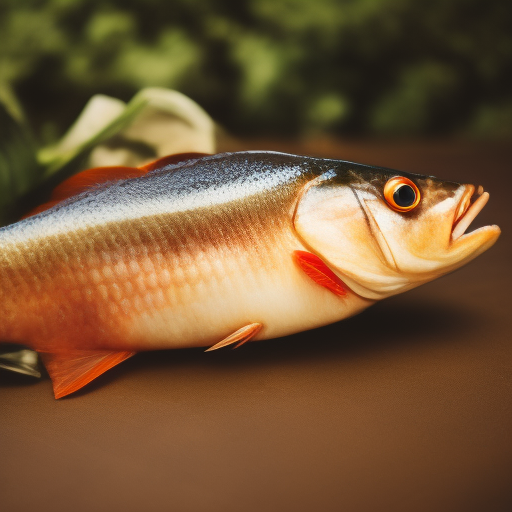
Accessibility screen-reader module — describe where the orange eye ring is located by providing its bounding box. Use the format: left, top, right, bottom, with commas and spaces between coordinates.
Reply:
384, 176, 421, 212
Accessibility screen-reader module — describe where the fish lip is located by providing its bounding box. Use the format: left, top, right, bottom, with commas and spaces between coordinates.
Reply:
451, 184, 494, 241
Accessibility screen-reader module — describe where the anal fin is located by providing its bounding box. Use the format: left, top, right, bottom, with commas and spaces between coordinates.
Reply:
205, 323, 263, 352
40, 350, 135, 399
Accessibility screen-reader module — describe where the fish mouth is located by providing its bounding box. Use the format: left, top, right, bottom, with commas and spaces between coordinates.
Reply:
451, 184, 497, 241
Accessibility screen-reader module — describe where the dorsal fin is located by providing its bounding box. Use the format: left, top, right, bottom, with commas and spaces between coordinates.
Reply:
293, 250, 348, 297
22, 199, 63, 219
40, 349, 135, 399
140, 152, 210, 172
22, 165, 148, 219
51, 165, 145, 201
22, 153, 211, 219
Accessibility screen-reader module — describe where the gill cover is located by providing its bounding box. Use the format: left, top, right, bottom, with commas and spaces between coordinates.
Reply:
293, 170, 404, 300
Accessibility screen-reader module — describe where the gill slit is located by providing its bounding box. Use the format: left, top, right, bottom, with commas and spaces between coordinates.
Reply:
349, 185, 399, 272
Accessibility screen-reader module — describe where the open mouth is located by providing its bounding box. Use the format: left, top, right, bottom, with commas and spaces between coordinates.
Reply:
452, 185, 490, 240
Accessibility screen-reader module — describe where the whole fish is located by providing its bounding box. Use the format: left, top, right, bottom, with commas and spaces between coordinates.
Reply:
0, 152, 500, 398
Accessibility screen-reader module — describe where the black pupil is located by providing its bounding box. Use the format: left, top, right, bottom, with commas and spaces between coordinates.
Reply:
393, 184, 416, 207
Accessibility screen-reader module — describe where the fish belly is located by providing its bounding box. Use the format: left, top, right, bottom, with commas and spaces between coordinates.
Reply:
125, 231, 371, 350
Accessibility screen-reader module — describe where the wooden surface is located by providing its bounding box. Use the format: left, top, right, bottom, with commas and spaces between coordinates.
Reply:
1, 140, 511, 512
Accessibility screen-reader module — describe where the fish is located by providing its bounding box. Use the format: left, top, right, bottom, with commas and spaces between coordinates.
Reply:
0, 151, 500, 398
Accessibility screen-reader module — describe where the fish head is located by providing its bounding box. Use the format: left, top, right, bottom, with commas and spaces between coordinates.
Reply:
294, 163, 501, 299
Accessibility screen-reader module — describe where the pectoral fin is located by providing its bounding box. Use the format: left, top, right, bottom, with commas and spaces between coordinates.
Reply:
40, 350, 135, 399
205, 323, 263, 352
293, 250, 347, 297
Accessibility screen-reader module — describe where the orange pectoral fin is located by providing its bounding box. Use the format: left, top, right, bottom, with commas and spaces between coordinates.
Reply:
205, 323, 263, 352
40, 350, 135, 399
293, 250, 347, 297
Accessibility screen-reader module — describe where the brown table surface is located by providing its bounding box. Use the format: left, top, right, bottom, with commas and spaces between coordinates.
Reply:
1, 140, 511, 512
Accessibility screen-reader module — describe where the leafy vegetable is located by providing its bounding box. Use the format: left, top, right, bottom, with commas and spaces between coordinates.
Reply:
0, 87, 216, 226
39, 87, 217, 182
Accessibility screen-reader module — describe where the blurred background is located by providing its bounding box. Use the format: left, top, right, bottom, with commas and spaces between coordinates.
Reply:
2, 3, 512, 512
1, 0, 511, 144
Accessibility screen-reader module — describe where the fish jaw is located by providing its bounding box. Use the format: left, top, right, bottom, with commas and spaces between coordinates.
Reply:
373, 181, 501, 286
451, 185, 500, 241
447, 184, 501, 268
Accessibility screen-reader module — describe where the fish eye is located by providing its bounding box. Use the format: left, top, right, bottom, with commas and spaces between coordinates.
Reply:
384, 177, 420, 212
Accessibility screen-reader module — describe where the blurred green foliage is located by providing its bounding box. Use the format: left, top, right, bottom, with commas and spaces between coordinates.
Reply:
0, 0, 511, 140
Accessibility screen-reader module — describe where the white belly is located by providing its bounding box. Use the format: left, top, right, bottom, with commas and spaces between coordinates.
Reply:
125, 226, 374, 350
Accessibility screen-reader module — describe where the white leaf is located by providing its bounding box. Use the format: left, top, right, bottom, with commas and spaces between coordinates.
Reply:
39, 87, 216, 177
